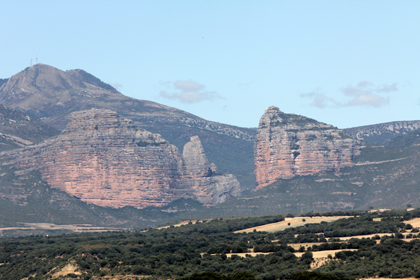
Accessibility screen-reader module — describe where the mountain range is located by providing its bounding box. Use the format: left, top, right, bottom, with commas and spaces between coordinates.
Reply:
0, 63, 419, 236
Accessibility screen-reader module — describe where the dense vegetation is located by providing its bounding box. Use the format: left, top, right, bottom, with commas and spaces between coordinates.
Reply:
1, 210, 420, 279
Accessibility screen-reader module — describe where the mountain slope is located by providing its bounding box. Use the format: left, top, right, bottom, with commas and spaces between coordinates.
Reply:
205, 139, 420, 217
388, 128, 420, 148
0, 64, 257, 192
343, 120, 420, 146
0, 104, 59, 152
0, 78, 7, 88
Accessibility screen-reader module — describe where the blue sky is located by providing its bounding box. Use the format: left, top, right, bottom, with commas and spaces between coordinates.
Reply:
1, 0, 419, 129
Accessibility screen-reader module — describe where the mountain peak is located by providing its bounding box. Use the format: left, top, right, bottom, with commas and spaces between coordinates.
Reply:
0, 64, 128, 127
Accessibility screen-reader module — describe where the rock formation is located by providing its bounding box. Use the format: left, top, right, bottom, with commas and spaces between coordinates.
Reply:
1, 109, 241, 208
0, 63, 255, 141
182, 136, 212, 177
254, 106, 361, 190
0, 64, 256, 196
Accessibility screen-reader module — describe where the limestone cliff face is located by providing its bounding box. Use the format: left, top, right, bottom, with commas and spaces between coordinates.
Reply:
179, 136, 241, 205
1, 109, 241, 208
182, 136, 212, 177
254, 106, 361, 190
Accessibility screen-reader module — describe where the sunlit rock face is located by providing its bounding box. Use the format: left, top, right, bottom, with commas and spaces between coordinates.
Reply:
2, 109, 241, 208
254, 106, 361, 190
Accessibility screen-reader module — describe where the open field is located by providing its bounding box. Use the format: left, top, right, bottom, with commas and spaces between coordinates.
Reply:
235, 216, 354, 233
0, 223, 119, 233
294, 249, 357, 258
157, 219, 212, 230
404, 217, 420, 228
361, 278, 417, 280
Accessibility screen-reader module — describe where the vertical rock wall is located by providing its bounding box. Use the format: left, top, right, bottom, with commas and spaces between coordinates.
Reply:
2, 109, 241, 208
254, 106, 361, 190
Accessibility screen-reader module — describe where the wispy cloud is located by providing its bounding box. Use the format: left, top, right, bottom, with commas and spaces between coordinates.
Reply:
159, 80, 224, 103
377, 83, 398, 93
300, 88, 339, 108
301, 81, 396, 108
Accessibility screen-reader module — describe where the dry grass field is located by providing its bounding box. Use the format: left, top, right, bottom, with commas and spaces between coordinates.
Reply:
157, 219, 212, 230
404, 217, 420, 228
294, 249, 357, 258
234, 216, 354, 233
361, 278, 416, 280
0, 223, 118, 233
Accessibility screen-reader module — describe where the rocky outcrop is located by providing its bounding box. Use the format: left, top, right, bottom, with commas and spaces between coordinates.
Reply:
0, 64, 256, 198
1, 109, 241, 208
179, 136, 241, 205
254, 106, 361, 189
183, 136, 212, 177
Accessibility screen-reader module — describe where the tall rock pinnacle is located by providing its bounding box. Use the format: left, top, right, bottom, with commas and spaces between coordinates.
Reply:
254, 106, 361, 190
183, 136, 212, 177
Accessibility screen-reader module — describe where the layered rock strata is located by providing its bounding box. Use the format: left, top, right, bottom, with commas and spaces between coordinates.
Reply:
1, 109, 241, 208
254, 106, 361, 190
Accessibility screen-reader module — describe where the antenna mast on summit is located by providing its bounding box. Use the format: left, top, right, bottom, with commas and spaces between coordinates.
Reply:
30, 58, 32, 67
36, 55, 38, 64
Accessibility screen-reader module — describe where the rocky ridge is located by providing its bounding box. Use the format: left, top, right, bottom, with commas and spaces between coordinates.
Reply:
343, 121, 420, 146
0, 109, 241, 209
0, 64, 255, 141
0, 64, 256, 193
254, 106, 361, 189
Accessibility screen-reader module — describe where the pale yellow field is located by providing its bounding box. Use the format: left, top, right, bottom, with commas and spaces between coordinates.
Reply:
157, 219, 213, 230
404, 217, 420, 228
339, 233, 392, 240
294, 249, 356, 258
235, 216, 354, 233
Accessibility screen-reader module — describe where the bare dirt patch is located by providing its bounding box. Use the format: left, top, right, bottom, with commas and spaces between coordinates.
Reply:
235, 216, 354, 233
51, 261, 81, 278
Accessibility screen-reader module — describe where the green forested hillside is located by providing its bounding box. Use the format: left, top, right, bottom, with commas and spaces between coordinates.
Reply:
1, 210, 420, 279
388, 128, 420, 148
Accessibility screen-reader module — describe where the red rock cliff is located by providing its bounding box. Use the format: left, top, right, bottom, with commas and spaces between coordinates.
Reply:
254, 106, 361, 190
2, 109, 241, 208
